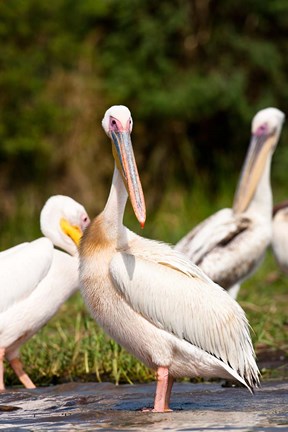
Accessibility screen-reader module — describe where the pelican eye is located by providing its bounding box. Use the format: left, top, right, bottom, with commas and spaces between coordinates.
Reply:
255, 123, 269, 137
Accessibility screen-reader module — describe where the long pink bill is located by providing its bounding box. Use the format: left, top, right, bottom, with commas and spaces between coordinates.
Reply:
233, 133, 274, 214
111, 130, 146, 228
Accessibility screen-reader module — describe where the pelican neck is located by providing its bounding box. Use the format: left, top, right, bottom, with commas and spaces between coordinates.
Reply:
103, 164, 128, 232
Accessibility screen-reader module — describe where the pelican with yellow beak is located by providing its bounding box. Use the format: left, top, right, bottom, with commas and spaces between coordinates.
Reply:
0, 195, 90, 390
79, 105, 260, 413
176, 108, 285, 299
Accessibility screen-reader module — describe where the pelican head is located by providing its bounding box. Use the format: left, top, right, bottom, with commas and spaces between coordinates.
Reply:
40, 195, 90, 255
102, 105, 146, 228
233, 107, 285, 214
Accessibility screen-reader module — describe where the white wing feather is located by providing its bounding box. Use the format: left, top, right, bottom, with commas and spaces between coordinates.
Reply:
0, 237, 54, 312
0, 249, 79, 357
110, 235, 258, 386
175, 207, 269, 291
175, 208, 249, 263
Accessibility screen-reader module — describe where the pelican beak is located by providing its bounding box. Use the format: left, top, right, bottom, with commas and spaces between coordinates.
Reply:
233, 130, 277, 214
60, 218, 82, 246
111, 130, 146, 228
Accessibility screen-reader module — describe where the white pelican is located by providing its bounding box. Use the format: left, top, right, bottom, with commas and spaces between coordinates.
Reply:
0, 195, 90, 390
272, 200, 288, 274
79, 105, 260, 413
175, 108, 285, 299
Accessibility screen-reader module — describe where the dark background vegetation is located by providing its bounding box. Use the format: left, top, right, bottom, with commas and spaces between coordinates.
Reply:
1, 0, 288, 246
1, 0, 288, 386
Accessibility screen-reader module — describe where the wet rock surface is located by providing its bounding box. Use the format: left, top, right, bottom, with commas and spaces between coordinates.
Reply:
0, 380, 287, 431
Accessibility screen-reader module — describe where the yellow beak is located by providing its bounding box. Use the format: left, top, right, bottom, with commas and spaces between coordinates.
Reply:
60, 218, 82, 246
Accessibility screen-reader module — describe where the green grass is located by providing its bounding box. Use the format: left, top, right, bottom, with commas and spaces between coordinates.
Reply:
3, 187, 288, 387
16, 296, 155, 387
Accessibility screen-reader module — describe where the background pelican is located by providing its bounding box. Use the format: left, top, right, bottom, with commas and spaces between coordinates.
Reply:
79, 105, 259, 413
175, 108, 285, 299
0, 195, 90, 390
272, 200, 288, 274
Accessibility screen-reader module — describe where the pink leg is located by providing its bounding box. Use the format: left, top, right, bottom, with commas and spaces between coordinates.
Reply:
164, 374, 174, 411
9, 358, 36, 389
153, 366, 173, 412
0, 348, 5, 391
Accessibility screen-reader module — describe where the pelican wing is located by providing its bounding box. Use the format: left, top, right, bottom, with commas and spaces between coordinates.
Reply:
0, 237, 54, 312
109, 239, 257, 385
175, 208, 251, 264
272, 205, 288, 274
0, 249, 79, 352
0, 243, 29, 257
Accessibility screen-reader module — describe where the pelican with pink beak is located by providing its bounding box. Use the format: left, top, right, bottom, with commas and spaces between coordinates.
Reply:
79, 105, 260, 413
176, 108, 285, 299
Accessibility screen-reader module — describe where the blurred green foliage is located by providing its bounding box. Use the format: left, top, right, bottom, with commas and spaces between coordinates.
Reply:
0, 0, 288, 244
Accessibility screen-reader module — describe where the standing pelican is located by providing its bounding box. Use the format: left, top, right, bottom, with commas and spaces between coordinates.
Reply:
272, 200, 288, 274
79, 105, 260, 413
175, 108, 285, 299
0, 195, 90, 390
